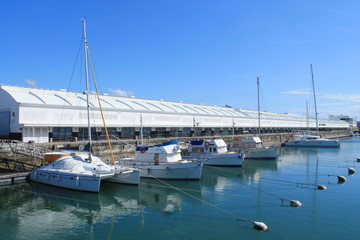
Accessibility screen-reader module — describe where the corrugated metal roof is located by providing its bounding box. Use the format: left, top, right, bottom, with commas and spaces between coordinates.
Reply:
0, 85, 347, 125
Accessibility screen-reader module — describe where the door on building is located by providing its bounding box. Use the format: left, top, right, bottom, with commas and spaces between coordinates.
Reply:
0, 111, 10, 136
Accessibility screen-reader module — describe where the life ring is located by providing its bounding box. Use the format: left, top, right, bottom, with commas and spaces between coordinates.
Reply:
205, 142, 210, 147
140, 147, 146, 153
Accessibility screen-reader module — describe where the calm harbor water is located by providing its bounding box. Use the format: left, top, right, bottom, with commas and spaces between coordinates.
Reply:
1, 137, 360, 240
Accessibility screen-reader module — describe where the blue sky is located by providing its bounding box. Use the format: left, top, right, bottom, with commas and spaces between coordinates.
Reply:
1, 0, 360, 119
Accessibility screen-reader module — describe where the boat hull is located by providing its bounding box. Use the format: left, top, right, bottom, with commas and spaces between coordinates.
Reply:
118, 161, 203, 180
284, 140, 340, 148
244, 148, 279, 159
105, 169, 141, 185
30, 168, 102, 192
184, 153, 244, 166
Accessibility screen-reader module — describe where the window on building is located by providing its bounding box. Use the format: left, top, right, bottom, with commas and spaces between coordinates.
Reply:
52, 127, 72, 139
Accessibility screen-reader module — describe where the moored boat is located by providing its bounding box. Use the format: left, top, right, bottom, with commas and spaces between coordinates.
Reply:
283, 65, 340, 148
181, 139, 244, 166
30, 19, 141, 191
283, 135, 340, 148
30, 154, 114, 192
228, 137, 279, 159
118, 141, 203, 180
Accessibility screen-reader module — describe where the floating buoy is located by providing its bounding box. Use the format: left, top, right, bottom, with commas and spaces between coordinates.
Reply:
290, 200, 302, 207
348, 167, 355, 175
253, 221, 268, 231
337, 175, 347, 183
317, 185, 327, 190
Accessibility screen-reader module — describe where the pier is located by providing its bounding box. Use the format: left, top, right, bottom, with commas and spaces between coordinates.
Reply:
0, 172, 29, 185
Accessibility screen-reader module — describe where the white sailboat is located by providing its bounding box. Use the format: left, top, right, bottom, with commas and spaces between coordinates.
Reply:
118, 115, 203, 180
30, 19, 140, 192
228, 78, 279, 159
284, 65, 340, 148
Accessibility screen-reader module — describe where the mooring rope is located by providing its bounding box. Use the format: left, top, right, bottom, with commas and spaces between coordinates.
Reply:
146, 173, 264, 227
204, 166, 302, 206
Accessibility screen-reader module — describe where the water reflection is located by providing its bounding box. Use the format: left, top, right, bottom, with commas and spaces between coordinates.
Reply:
138, 179, 202, 212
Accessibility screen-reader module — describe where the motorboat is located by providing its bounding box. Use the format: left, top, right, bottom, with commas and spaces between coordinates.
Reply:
228, 137, 279, 159
283, 135, 340, 148
181, 139, 244, 166
118, 141, 203, 180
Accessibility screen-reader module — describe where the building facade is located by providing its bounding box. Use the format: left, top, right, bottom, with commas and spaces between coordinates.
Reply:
0, 85, 351, 143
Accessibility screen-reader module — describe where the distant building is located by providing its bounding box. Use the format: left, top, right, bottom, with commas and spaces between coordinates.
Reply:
0, 85, 351, 143
329, 115, 357, 127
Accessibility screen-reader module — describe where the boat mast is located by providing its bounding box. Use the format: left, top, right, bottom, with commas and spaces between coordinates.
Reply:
140, 114, 144, 146
310, 64, 319, 135
306, 101, 309, 134
257, 77, 261, 138
82, 18, 92, 157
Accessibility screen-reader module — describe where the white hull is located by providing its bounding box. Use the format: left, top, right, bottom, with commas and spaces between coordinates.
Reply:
284, 139, 340, 148
243, 147, 279, 159
118, 160, 203, 180
105, 169, 141, 185
183, 153, 243, 166
30, 168, 104, 192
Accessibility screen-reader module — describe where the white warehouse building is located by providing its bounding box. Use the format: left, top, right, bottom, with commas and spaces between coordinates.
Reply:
0, 85, 351, 143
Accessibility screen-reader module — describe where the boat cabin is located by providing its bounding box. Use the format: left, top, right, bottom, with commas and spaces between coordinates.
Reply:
182, 139, 229, 155
134, 141, 182, 163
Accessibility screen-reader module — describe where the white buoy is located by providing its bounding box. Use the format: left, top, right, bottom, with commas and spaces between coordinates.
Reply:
290, 200, 302, 207
253, 221, 268, 231
348, 167, 355, 175
337, 175, 347, 183
317, 185, 327, 190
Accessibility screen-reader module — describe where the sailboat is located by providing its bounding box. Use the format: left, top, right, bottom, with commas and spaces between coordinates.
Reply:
228, 77, 279, 159
284, 65, 340, 148
118, 114, 203, 180
30, 19, 140, 192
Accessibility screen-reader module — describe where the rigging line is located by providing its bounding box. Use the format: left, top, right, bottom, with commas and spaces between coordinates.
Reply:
56, 36, 84, 136
86, 44, 115, 164
147, 174, 254, 223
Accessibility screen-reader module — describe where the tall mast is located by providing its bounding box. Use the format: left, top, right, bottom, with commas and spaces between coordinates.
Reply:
257, 77, 261, 137
306, 101, 309, 133
140, 114, 144, 146
310, 64, 319, 135
82, 18, 92, 155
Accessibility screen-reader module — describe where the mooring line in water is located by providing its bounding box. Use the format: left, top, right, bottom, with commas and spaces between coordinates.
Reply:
17, 188, 102, 206
139, 181, 279, 201
204, 165, 243, 175
148, 174, 268, 231
261, 177, 327, 190
204, 166, 302, 208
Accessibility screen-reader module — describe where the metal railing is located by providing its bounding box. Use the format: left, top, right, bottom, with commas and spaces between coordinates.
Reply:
0, 140, 47, 160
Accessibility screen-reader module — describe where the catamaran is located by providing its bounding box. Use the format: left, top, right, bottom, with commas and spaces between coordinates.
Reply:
30, 19, 140, 192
